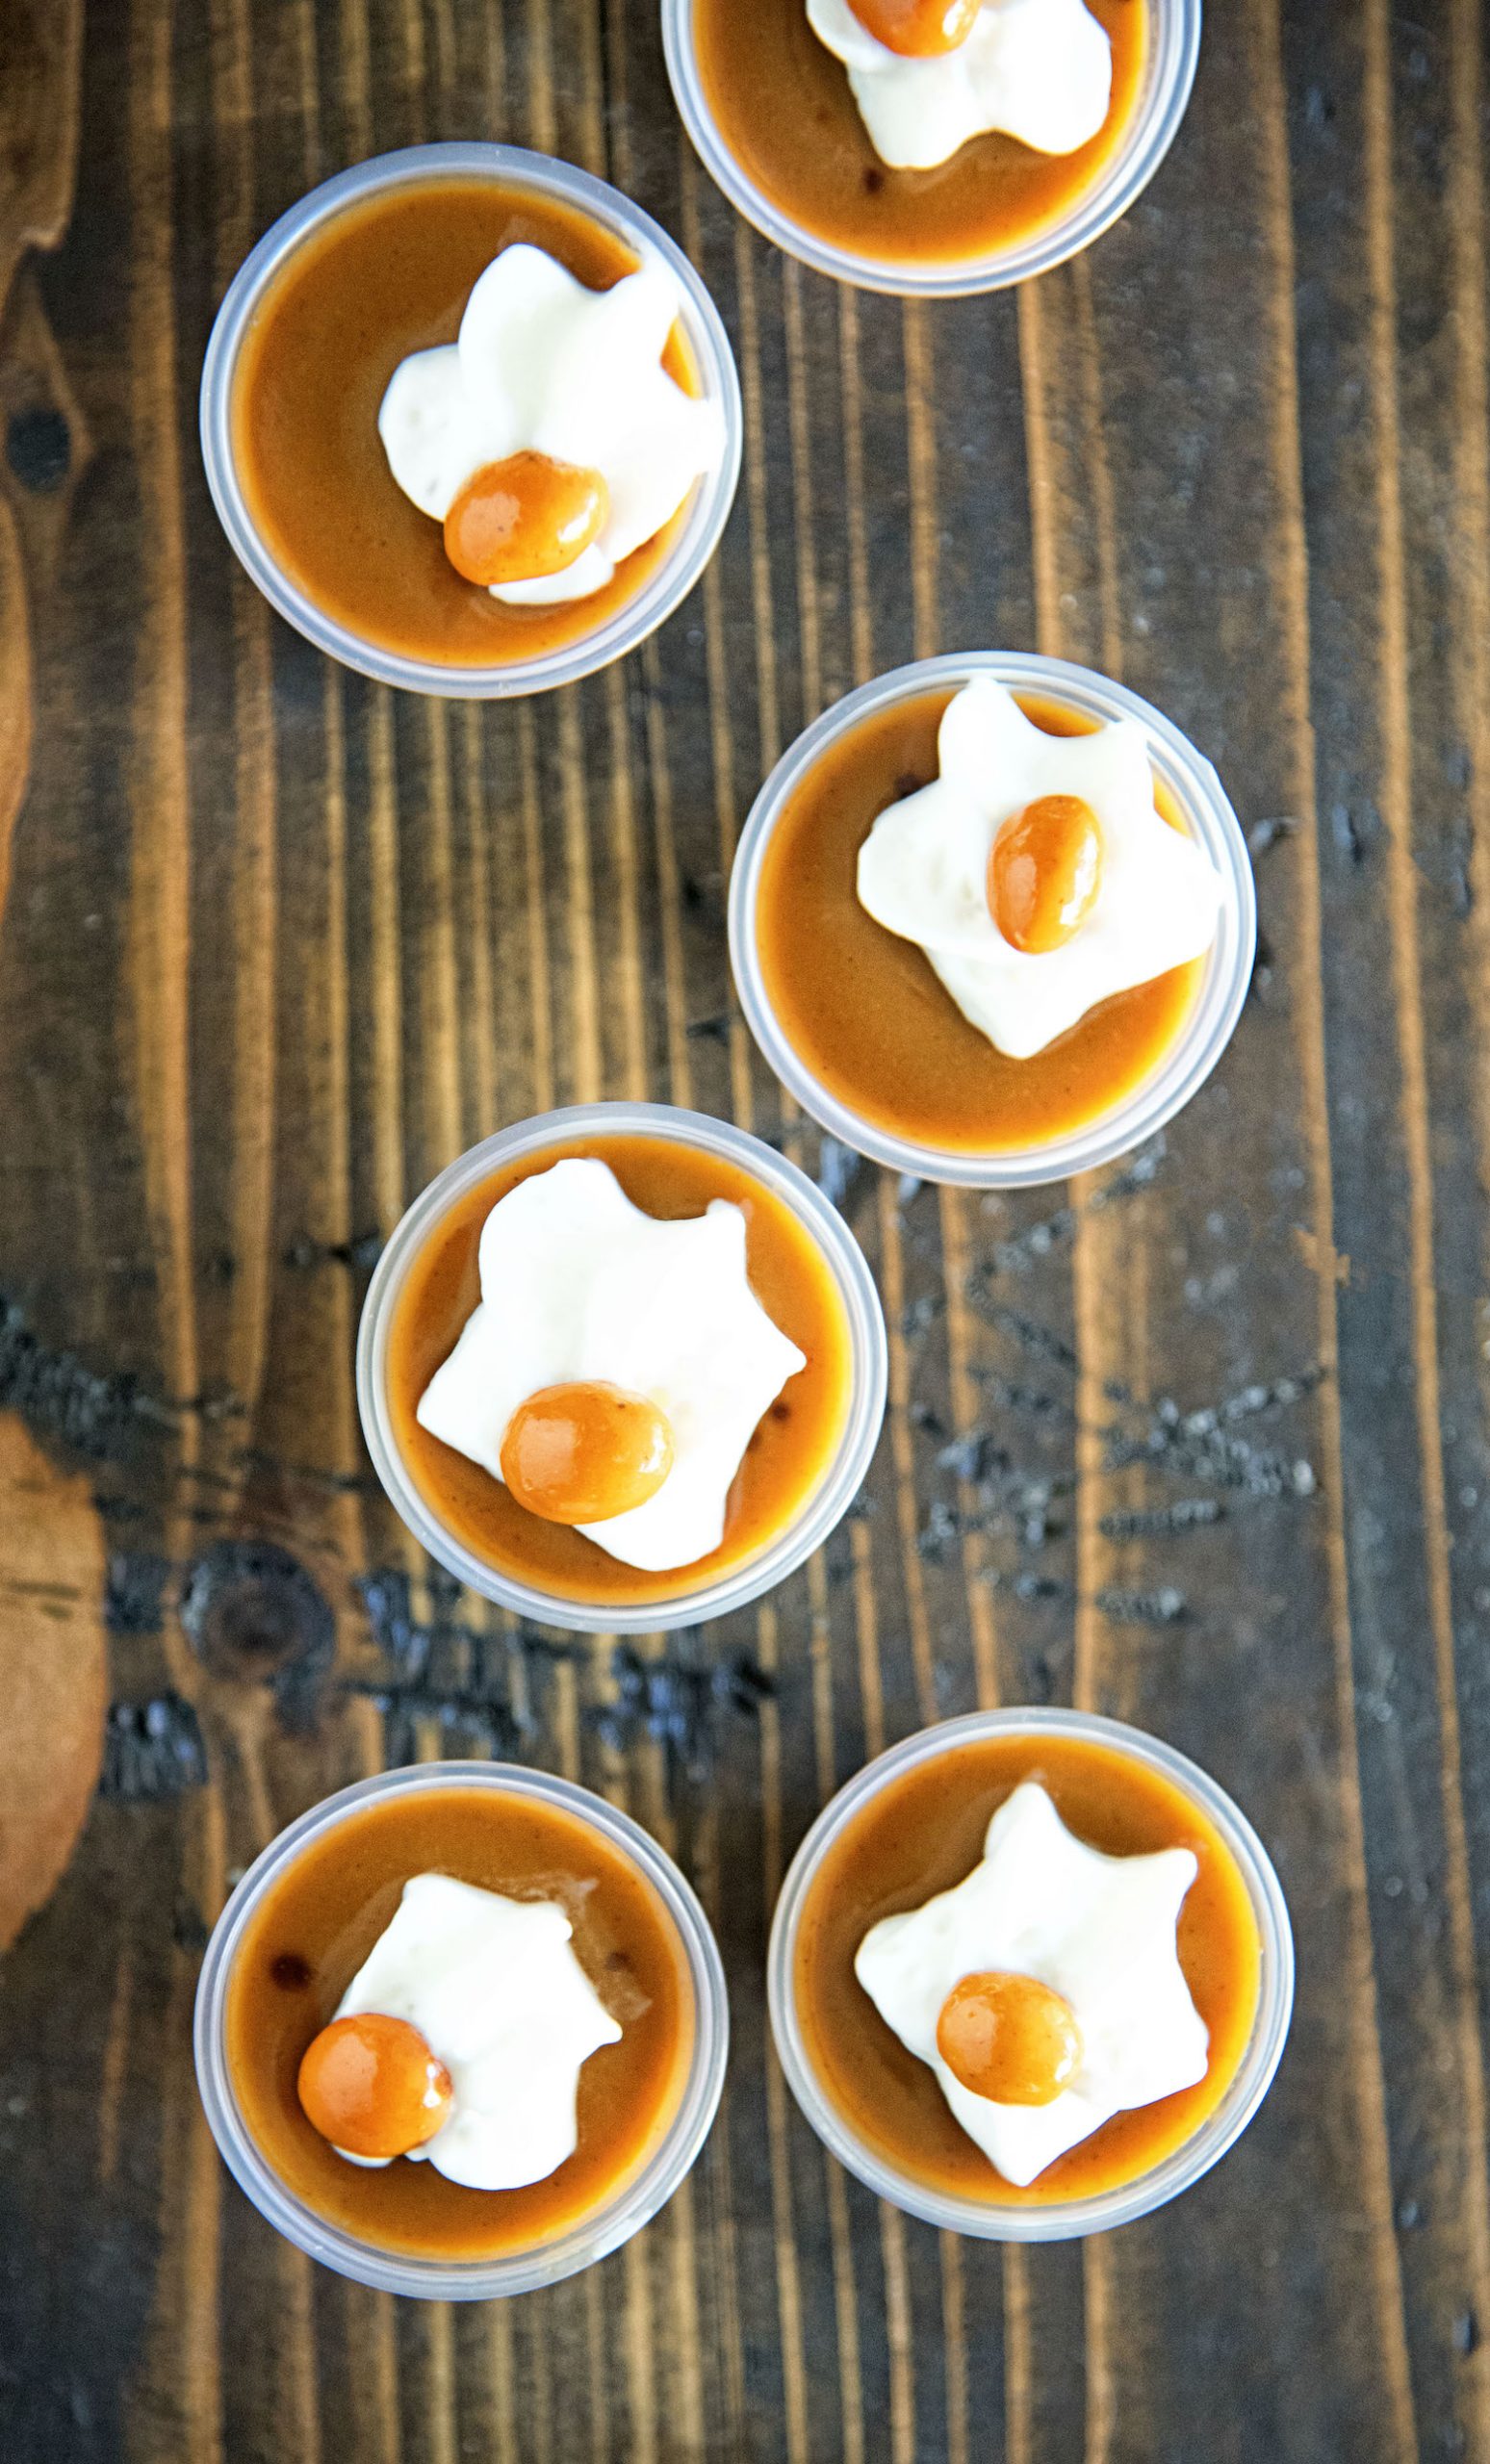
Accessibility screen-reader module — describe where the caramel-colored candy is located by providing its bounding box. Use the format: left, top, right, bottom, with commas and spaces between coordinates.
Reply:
988, 793, 1104, 954
849, 0, 982, 58
297, 2013, 454, 2159
936, 1969, 1083, 2106
443, 451, 609, 587
500, 1381, 676, 1525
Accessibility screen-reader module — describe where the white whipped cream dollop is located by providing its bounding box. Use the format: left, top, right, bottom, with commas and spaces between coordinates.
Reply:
856, 678, 1222, 1058
806, 0, 1113, 171
418, 1158, 807, 1573
333, 1873, 621, 2191
856, 1781, 1209, 2186
378, 244, 723, 604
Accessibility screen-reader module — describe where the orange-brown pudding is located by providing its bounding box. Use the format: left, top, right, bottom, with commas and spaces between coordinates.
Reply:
792, 1729, 1261, 2204
230, 177, 700, 668
225, 1784, 692, 2260
755, 689, 1203, 1156
692, 0, 1146, 270
385, 1134, 856, 1608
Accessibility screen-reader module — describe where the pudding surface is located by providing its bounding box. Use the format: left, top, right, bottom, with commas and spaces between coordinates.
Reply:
231, 176, 700, 666
385, 1133, 856, 1605
692, 0, 1146, 269
225, 1785, 691, 2259
754, 688, 1203, 1155
792, 1729, 1262, 2203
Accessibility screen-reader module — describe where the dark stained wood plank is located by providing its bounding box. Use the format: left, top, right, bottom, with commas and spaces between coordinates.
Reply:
0, 0, 82, 926
1278, 1, 1490, 2454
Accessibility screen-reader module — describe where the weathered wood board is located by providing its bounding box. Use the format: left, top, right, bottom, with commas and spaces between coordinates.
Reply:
2, 1, 1489, 2458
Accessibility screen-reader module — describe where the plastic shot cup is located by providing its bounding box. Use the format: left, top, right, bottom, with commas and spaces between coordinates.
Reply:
200, 143, 742, 695
768, 1705, 1294, 2241
729, 650, 1254, 1190
662, 0, 1202, 296
356, 1102, 888, 1632
194, 1760, 731, 2297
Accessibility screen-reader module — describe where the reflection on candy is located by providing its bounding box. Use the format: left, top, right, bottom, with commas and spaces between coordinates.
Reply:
443, 452, 609, 587
988, 793, 1103, 954
936, 1968, 1082, 2105
297, 2012, 453, 2160
501, 1380, 676, 1525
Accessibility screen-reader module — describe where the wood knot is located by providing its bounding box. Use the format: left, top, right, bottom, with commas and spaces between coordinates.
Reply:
6, 406, 70, 494
179, 1541, 334, 1730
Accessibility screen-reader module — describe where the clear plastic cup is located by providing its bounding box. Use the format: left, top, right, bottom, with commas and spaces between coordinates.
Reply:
194, 1760, 730, 2297
768, 1706, 1294, 2242
198, 143, 743, 696
356, 1102, 888, 1633
729, 650, 1255, 1190
661, 0, 1201, 296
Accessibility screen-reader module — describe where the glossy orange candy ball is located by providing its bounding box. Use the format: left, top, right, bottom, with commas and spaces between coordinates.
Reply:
443, 450, 610, 587
936, 1970, 1083, 2107
297, 2013, 454, 2159
849, 0, 982, 57
500, 1380, 676, 1525
988, 793, 1104, 955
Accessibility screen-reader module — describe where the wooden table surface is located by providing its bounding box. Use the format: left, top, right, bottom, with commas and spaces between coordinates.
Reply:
3, 1, 1489, 2457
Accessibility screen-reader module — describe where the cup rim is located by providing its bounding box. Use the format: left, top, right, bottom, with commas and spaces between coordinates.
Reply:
728, 650, 1256, 1190
767, 1705, 1294, 2242
355, 1102, 888, 1632
197, 141, 743, 697
661, 0, 1202, 297
193, 1759, 731, 2297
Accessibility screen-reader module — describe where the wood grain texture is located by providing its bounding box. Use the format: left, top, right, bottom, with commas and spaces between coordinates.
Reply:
0, 1416, 107, 1952
1, 2, 1488, 2458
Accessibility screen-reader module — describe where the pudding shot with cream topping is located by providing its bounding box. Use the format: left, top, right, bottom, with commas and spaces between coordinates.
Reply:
732, 654, 1254, 1184
199, 1766, 728, 2287
358, 1108, 887, 1627
670, 0, 1173, 287
771, 1712, 1293, 2234
202, 147, 740, 690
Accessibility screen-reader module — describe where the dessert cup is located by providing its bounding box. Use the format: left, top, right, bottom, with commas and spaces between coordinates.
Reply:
730, 650, 1254, 1189
195, 1761, 730, 2297
200, 142, 742, 696
357, 1103, 888, 1632
768, 1705, 1293, 2241
662, 0, 1201, 296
